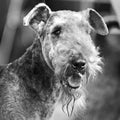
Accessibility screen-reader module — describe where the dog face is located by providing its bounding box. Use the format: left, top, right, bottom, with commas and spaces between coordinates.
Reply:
23, 3, 108, 115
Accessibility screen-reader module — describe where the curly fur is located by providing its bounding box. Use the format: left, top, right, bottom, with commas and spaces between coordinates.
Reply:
0, 3, 108, 120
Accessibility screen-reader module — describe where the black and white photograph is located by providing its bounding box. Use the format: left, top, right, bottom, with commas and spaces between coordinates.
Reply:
0, 0, 120, 120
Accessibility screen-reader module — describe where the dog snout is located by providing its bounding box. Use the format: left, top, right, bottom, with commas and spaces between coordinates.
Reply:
71, 60, 86, 75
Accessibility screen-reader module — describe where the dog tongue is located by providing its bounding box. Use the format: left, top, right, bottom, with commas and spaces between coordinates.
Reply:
67, 72, 81, 88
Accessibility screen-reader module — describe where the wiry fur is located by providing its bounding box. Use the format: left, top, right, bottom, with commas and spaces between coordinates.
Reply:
41, 12, 103, 118
0, 3, 108, 120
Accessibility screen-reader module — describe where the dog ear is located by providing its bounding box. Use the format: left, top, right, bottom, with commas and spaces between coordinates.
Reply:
83, 8, 108, 35
23, 3, 51, 33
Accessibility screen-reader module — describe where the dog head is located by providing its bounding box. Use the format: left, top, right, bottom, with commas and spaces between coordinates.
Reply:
23, 3, 108, 116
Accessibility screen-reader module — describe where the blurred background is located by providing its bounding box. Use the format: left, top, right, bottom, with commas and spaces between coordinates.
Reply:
0, 0, 120, 119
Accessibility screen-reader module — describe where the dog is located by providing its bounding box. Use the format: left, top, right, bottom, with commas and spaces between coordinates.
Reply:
0, 3, 108, 120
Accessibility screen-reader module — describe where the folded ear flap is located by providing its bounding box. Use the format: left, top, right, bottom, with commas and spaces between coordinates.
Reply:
83, 8, 108, 35
23, 3, 51, 33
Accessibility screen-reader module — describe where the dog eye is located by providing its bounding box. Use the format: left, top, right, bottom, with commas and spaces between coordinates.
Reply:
52, 26, 62, 36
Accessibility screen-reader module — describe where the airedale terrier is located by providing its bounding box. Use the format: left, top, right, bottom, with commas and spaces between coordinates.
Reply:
0, 3, 108, 120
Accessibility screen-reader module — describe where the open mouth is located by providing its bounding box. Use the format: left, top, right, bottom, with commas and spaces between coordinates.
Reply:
65, 61, 86, 89
67, 72, 82, 89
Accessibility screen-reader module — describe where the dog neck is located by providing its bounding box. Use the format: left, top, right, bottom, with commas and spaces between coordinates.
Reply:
8, 37, 59, 97
5, 38, 61, 119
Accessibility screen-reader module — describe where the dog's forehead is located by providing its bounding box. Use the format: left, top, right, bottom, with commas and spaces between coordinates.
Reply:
48, 10, 86, 26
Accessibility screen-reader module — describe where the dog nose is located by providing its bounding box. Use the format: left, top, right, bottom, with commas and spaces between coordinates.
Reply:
72, 61, 86, 74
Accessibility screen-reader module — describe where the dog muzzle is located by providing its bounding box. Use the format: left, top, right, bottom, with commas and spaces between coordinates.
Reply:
64, 60, 86, 89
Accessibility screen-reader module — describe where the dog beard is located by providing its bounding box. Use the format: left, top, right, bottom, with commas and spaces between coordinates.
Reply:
53, 63, 87, 116
61, 90, 76, 116
59, 78, 87, 117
